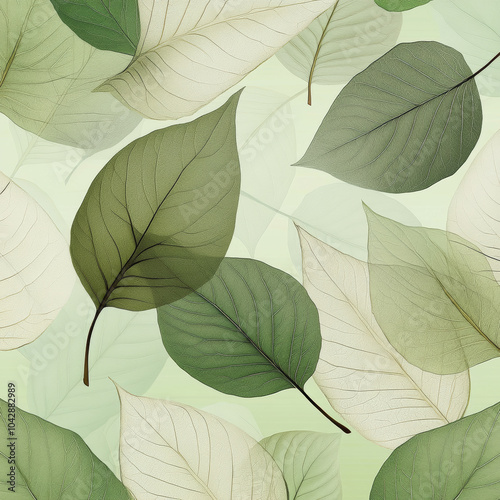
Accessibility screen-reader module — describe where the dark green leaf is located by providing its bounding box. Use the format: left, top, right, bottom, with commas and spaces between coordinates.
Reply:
375, 0, 432, 11
371, 402, 500, 499
296, 41, 482, 193
71, 90, 242, 313
50, 0, 140, 55
157, 258, 321, 397
0, 398, 132, 498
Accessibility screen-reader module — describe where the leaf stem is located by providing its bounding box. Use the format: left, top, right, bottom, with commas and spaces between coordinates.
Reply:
83, 305, 105, 386
469, 51, 500, 81
307, 0, 341, 106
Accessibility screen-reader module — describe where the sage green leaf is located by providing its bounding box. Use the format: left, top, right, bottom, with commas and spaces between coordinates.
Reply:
296, 42, 482, 193
0, 0, 139, 148
276, 0, 402, 104
370, 402, 500, 499
366, 206, 500, 375
50, 0, 140, 55
260, 431, 342, 499
71, 91, 241, 314
0, 398, 132, 498
375, 0, 431, 11
157, 257, 321, 398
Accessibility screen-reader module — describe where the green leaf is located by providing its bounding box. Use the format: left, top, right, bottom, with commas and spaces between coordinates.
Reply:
71, 91, 241, 312
260, 431, 342, 499
375, 0, 431, 11
157, 257, 321, 398
365, 206, 500, 375
0, 0, 139, 148
370, 402, 500, 499
296, 41, 482, 193
50, 0, 140, 55
0, 398, 132, 498
276, 0, 402, 104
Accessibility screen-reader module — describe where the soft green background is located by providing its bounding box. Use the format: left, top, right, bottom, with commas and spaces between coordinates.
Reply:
1, 4, 499, 499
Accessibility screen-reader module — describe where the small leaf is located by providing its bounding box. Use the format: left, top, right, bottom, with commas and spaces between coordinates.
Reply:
299, 228, 470, 448
157, 257, 321, 398
71, 91, 241, 384
96, 0, 340, 120
0, 0, 139, 148
370, 402, 500, 499
0, 172, 74, 350
296, 41, 482, 193
117, 386, 287, 499
0, 398, 132, 498
276, 0, 402, 104
50, 0, 140, 55
366, 206, 500, 374
449, 129, 500, 282
260, 431, 342, 499
375, 0, 431, 11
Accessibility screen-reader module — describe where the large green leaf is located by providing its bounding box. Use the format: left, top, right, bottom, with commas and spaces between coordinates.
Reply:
371, 402, 500, 499
0, 398, 132, 498
375, 0, 431, 11
157, 258, 321, 398
71, 91, 241, 384
366, 206, 500, 374
50, 0, 140, 55
0, 0, 139, 148
276, 0, 402, 104
260, 431, 342, 499
296, 42, 482, 193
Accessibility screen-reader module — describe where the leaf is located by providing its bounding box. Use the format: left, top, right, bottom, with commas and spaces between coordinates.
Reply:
157, 257, 321, 398
20, 284, 167, 437
366, 206, 500, 375
370, 402, 500, 499
260, 431, 342, 499
96, 0, 339, 120
0, 172, 74, 350
276, 0, 402, 104
449, 130, 500, 283
432, 0, 500, 97
117, 386, 287, 500
50, 0, 140, 55
296, 41, 483, 193
374, 0, 431, 11
0, 0, 139, 148
299, 228, 470, 448
0, 398, 132, 498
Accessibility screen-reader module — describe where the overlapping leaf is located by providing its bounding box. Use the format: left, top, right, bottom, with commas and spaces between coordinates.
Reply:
296, 41, 482, 193
157, 258, 321, 397
117, 387, 287, 499
299, 228, 469, 448
448, 130, 500, 282
0, 0, 139, 148
375, 0, 431, 11
96, 0, 338, 119
366, 207, 500, 374
371, 402, 500, 499
0, 398, 132, 498
0, 172, 74, 350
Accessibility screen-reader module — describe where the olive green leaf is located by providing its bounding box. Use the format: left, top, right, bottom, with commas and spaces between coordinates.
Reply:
0, 0, 138, 148
0, 398, 132, 498
157, 257, 350, 432
276, 0, 402, 105
366, 206, 500, 375
260, 431, 342, 499
50, 0, 140, 55
375, 0, 431, 11
370, 402, 500, 499
71, 91, 242, 385
96, 0, 340, 120
296, 41, 483, 193
116, 386, 287, 499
